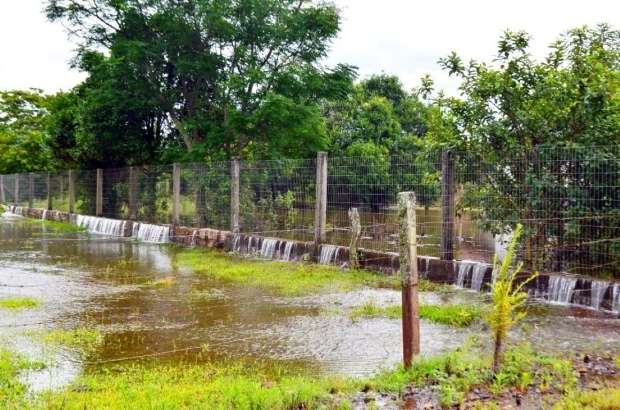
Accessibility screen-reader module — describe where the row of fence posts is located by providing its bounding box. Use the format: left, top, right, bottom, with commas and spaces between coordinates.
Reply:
0, 151, 456, 368
0, 151, 456, 259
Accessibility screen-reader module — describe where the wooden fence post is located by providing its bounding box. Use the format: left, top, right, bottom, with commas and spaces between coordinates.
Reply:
96, 168, 103, 216
230, 158, 240, 234
398, 191, 420, 368
349, 207, 361, 269
172, 163, 181, 225
128, 166, 138, 220
14, 175, 20, 206
28, 173, 34, 208
314, 152, 328, 248
46, 173, 52, 210
441, 150, 455, 261
68, 170, 75, 213
0, 175, 4, 204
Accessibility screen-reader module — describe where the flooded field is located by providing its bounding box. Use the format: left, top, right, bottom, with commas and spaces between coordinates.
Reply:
0, 212, 619, 399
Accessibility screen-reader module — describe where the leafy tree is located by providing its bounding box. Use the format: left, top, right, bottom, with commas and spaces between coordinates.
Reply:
0, 90, 55, 173
437, 25, 620, 272
46, 0, 356, 160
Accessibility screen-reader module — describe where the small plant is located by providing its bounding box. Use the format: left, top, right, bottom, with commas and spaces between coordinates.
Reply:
487, 224, 538, 373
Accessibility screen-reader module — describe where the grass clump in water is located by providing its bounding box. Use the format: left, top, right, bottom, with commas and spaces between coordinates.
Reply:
175, 248, 399, 296
350, 301, 482, 327
38, 328, 103, 354
0, 297, 41, 311
0, 349, 46, 408
144, 277, 176, 288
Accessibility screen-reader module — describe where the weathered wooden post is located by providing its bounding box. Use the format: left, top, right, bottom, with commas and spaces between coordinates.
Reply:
230, 157, 240, 234
96, 168, 103, 216
172, 163, 181, 225
68, 170, 75, 213
314, 152, 328, 250
349, 207, 361, 269
46, 173, 52, 210
28, 173, 34, 209
128, 166, 138, 220
398, 191, 420, 368
0, 175, 5, 204
440, 150, 455, 261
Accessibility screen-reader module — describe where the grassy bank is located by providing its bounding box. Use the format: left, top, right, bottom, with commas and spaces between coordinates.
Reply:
175, 248, 405, 296
350, 302, 482, 327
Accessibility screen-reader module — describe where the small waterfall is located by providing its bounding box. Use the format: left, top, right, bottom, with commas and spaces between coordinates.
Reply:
613, 285, 620, 313
419, 256, 432, 278
7, 205, 24, 216
76, 215, 128, 237
260, 238, 279, 259
547, 276, 577, 305
190, 230, 198, 246
470, 263, 489, 292
132, 223, 170, 243
42, 209, 48, 220
590, 280, 609, 310
232, 234, 241, 252
282, 241, 295, 261
456, 261, 475, 288
319, 245, 339, 265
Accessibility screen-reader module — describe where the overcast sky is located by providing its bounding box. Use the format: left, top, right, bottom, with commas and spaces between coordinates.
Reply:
1, 0, 619, 95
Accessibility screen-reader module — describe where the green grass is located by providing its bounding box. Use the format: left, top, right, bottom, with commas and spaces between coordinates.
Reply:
0, 297, 41, 311
554, 387, 620, 409
0, 349, 45, 408
36, 328, 104, 354
175, 248, 400, 296
24, 218, 86, 234
35, 359, 353, 410
144, 277, 176, 288
350, 302, 482, 327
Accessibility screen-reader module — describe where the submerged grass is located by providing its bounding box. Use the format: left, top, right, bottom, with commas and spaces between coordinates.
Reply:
23, 218, 86, 234
0, 297, 41, 311
36, 328, 104, 355
144, 277, 176, 288
0, 349, 45, 408
350, 302, 482, 327
175, 248, 400, 296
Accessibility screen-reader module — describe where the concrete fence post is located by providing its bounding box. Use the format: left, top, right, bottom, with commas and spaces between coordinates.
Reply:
348, 207, 361, 269
172, 163, 181, 225
68, 170, 75, 213
314, 152, 328, 248
96, 168, 103, 217
128, 166, 138, 220
230, 158, 240, 234
46, 173, 52, 210
28, 173, 34, 209
0, 175, 5, 204
398, 191, 420, 368
14, 174, 20, 206
440, 150, 455, 261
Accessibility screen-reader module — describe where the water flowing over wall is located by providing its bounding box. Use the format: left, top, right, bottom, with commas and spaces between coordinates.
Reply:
75, 215, 130, 237
132, 223, 170, 243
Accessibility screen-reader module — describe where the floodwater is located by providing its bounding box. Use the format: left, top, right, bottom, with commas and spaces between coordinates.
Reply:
0, 213, 618, 394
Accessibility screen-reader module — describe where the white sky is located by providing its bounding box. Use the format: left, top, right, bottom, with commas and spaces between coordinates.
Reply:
1, 0, 619, 95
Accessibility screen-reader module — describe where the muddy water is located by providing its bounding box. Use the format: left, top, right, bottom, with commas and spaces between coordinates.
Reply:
1, 214, 618, 394
0, 214, 468, 391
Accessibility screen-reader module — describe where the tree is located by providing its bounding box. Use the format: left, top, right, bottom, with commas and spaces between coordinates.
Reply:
437, 25, 620, 272
46, 0, 356, 160
0, 90, 55, 173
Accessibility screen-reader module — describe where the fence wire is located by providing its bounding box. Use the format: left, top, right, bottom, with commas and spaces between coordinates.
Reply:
1, 147, 619, 277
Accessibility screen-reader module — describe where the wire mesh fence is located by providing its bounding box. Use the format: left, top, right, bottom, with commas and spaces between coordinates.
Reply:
1, 146, 619, 277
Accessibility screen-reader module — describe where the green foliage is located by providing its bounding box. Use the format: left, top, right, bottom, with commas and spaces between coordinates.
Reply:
0, 349, 45, 408
0, 90, 56, 173
46, 0, 356, 162
38, 328, 104, 355
486, 224, 538, 372
0, 297, 41, 311
349, 302, 482, 327
555, 387, 620, 409
175, 248, 399, 296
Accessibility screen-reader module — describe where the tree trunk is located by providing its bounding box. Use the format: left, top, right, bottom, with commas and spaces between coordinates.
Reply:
493, 332, 503, 374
